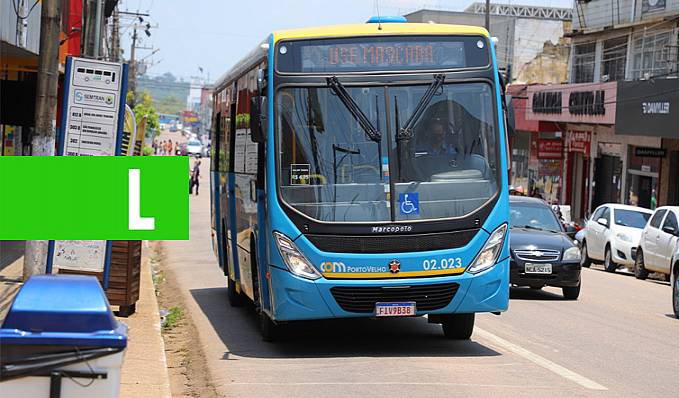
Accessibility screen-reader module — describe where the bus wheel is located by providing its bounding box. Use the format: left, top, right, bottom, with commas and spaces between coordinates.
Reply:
259, 311, 282, 342
227, 277, 243, 307
441, 313, 475, 340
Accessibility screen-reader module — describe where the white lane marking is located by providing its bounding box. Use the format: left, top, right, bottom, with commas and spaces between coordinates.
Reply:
228, 382, 558, 389
475, 327, 608, 391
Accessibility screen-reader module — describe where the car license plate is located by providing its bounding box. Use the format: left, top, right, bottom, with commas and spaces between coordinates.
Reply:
375, 302, 416, 317
525, 263, 552, 274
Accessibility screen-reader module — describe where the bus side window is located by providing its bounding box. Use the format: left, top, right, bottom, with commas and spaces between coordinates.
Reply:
244, 68, 259, 175
211, 111, 221, 172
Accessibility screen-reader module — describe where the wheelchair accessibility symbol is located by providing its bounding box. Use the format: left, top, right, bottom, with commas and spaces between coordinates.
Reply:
399, 193, 419, 215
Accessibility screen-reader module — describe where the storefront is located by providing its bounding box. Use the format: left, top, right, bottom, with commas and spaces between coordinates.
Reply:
616, 78, 679, 207
508, 84, 561, 201
526, 82, 618, 221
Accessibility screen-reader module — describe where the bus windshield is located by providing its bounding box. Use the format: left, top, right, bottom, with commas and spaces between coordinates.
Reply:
277, 82, 498, 223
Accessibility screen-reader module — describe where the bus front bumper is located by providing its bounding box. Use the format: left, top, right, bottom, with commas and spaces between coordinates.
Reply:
267, 257, 509, 321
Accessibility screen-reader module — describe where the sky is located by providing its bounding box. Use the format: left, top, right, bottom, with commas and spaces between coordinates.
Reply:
120, 0, 573, 83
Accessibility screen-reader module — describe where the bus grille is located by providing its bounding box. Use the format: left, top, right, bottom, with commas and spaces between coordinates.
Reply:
330, 283, 460, 313
305, 229, 478, 253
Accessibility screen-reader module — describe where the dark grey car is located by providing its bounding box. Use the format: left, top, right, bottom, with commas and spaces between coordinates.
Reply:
509, 196, 582, 300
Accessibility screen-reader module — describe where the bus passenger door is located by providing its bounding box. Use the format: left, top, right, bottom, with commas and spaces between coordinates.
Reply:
227, 101, 240, 283
210, 111, 223, 267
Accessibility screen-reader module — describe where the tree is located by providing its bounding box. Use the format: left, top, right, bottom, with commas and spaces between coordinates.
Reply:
128, 91, 160, 136
155, 95, 185, 115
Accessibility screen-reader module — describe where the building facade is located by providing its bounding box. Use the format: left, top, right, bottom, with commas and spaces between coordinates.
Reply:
520, 0, 679, 223
405, 2, 572, 83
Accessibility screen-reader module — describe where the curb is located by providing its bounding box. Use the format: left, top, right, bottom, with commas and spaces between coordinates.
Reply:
118, 241, 172, 398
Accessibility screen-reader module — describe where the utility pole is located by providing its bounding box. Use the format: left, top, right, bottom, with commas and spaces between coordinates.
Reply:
24, 0, 62, 279
93, 0, 104, 58
110, 6, 120, 62
485, 0, 491, 31
129, 26, 138, 106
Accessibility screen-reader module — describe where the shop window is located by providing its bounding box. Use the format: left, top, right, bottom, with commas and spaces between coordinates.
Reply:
629, 30, 672, 80
600, 36, 628, 82
572, 42, 596, 83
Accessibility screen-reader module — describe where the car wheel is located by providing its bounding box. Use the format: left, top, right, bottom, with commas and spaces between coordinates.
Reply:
604, 246, 617, 273
634, 249, 649, 280
562, 284, 581, 300
673, 265, 679, 318
227, 277, 244, 307
441, 313, 475, 340
581, 241, 591, 268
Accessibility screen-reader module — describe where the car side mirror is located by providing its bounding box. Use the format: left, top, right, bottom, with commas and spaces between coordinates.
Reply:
249, 96, 267, 143
597, 218, 608, 227
662, 225, 677, 235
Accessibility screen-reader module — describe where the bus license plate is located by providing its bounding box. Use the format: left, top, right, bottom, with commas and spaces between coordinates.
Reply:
375, 302, 416, 317
525, 263, 552, 274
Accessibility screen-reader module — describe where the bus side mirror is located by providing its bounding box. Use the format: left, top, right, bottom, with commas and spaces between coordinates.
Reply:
505, 95, 516, 135
249, 96, 267, 143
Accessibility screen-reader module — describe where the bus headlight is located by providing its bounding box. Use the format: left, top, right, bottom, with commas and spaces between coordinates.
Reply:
562, 246, 581, 261
273, 232, 321, 280
467, 224, 507, 274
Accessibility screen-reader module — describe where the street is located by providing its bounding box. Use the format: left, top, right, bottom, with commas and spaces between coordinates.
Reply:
160, 161, 678, 398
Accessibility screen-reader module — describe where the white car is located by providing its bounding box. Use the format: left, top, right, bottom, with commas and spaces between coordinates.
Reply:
186, 139, 203, 157
580, 204, 653, 272
635, 207, 679, 289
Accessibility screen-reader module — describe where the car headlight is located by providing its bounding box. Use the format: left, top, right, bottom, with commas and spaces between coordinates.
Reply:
563, 246, 581, 261
467, 224, 507, 274
616, 233, 632, 242
273, 232, 321, 280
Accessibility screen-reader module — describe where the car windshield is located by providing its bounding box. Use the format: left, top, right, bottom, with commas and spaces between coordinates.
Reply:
510, 202, 563, 233
614, 209, 651, 229
277, 82, 498, 222
188, 140, 201, 146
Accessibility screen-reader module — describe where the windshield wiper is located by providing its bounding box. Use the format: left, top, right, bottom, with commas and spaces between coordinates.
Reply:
516, 225, 552, 232
326, 76, 381, 143
396, 74, 446, 142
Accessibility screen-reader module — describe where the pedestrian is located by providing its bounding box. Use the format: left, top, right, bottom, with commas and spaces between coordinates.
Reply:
161, 140, 167, 155
167, 139, 173, 156
189, 157, 201, 195
650, 189, 657, 210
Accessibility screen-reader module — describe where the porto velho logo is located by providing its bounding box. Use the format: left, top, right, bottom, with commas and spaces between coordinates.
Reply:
0, 156, 188, 240
320, 261, 389, 274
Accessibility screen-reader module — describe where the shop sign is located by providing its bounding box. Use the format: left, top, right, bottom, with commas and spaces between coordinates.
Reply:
527, 82, 616, 124
538, 159, 562, 177
566, 130, 592, 154
616, 78, 679, 138
642, 0, 665, 14
634, 147, 666, 158
538, 139, 563, 159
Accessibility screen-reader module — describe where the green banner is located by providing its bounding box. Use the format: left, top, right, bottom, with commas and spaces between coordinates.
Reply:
0, 156, 189, 240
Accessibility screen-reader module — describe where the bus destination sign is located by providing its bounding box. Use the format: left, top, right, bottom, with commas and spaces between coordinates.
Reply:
277, 36, 489, 73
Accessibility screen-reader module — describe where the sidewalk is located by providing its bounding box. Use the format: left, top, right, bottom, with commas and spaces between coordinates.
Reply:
0, 241, 171, 398
119, 242, 172, 398
0, 241, 24, 321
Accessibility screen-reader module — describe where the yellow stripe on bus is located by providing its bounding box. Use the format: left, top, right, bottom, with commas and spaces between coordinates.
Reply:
322, 268, 466, 279
274, 23, 489, 43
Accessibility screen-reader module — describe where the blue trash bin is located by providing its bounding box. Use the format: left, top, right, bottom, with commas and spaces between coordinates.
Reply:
0, 275, 127, 398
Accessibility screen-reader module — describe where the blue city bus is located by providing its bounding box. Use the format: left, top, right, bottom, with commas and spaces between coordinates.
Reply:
210, 18, 511, 340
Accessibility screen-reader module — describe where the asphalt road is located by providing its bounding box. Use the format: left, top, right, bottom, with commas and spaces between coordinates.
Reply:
162, 160, 678, 398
